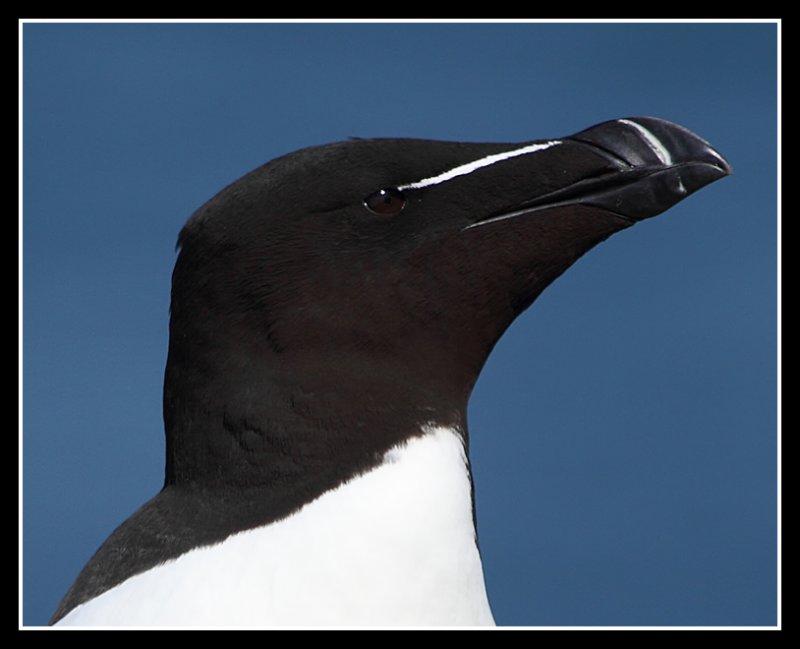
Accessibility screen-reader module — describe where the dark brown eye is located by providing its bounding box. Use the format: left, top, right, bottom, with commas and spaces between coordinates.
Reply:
364, 188, 406, 215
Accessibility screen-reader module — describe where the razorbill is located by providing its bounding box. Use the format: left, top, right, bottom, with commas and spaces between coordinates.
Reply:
50, 117, 731, 627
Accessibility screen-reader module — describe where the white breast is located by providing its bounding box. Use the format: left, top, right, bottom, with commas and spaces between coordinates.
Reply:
56, 426, 495, 628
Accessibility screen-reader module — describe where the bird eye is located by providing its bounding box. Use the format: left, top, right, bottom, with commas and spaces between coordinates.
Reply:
364, 188, 406, 215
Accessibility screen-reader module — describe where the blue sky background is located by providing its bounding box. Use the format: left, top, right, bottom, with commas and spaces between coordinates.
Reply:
22, 21, 778, 627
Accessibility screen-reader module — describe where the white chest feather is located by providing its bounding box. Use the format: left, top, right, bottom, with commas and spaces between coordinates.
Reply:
57, 426, 495, 628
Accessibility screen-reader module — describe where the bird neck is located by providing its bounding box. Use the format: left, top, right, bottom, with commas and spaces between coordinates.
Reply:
162, 324, 472, 488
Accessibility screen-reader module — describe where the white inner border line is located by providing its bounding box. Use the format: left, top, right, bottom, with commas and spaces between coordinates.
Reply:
397, 140, 562, 191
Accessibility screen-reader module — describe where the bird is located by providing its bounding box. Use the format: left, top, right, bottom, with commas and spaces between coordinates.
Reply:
50, 117, 730, 627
